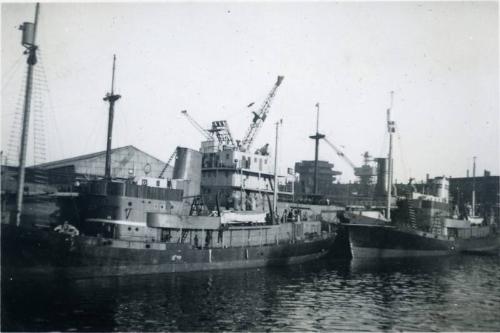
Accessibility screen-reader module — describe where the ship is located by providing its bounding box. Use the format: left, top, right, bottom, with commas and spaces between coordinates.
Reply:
344, 93, 500, 258
2, 5, 340, 279
2, 147, 337, 278
3, 117, 339, 278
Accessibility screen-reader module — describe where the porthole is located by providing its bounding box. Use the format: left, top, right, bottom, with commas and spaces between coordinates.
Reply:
135, 227, 139, 231
128, 202, 132, 206
128, 227, 131, 231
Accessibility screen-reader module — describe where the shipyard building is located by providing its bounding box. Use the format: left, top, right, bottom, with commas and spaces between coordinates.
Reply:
1, 145, 172, 225
294, 160, 342, 195
1, 145, 172, 193
37, 145, 171, 187
448, 172, 500, 223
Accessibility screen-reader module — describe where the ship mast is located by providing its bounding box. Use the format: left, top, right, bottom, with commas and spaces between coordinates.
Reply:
103, 55, 121, 181
273, 119, 282, 222
309, 102, 325, 195
386, 91, 395, 221
15, 3, 40, 227
472, 156, 477, 216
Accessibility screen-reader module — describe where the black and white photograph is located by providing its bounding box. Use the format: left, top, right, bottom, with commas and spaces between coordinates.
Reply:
1, 1, 499, 331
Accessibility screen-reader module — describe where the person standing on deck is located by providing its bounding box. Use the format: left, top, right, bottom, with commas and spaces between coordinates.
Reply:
54, 221, 79, 236
194, 234, 199, 249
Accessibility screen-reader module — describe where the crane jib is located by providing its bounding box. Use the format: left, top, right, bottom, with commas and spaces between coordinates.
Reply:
240, 75, 285, 152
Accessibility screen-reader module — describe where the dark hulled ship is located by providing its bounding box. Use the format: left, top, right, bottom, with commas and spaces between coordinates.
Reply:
2, 147, 337, 279
345, 94, 499, 258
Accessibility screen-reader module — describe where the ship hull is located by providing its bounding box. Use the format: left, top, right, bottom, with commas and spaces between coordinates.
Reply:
347, 224, 457, 258
458, 235, 500, 255
347, 223, 499, 258
1, 224, 335, 279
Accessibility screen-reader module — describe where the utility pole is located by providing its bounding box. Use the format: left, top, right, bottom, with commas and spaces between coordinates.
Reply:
103, 55, 121, 181
273, 119, 282, 222
309, 102, 325, 195
16, 3, 40, 227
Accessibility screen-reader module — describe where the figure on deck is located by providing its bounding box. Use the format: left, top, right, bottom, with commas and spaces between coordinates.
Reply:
54, 221, 79, 236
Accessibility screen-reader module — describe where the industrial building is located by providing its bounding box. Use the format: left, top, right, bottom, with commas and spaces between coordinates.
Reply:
449, 172, 500, 222
294, 160, 342, 195
1, 146, 174, 225
36, 145, 172, 188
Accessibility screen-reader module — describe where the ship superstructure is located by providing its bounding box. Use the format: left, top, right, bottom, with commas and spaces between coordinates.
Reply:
200, 145, 276, 212
181, 76, 288, 215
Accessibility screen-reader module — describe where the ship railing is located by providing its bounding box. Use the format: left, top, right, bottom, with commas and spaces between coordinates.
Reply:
448, 225, 492, 240
82, 180, 182, 201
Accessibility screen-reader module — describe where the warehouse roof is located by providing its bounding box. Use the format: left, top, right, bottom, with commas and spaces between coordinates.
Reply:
35, 145, 166, 169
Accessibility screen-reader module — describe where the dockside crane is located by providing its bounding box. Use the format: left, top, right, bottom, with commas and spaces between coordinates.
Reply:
209, 120, 236, 148
323, 137, 375, 186
239, 76, 284, 152
180, 110, 212, 141
181, 110, 237, 149
323, 137, 357, 170
309, 103, 375, 191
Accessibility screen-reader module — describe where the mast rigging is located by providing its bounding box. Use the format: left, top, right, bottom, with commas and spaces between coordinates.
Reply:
272, 119, 283, 223
309, 102, 325, 195
386, 91, 395, 220
15, 3, 40, 227
472, 156, 477, 216
103, 55, 121, 181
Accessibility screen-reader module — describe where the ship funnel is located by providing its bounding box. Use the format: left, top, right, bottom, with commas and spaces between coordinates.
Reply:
173, 147, 202, 197
434, 177, 449, 202
374, 158, 388, 197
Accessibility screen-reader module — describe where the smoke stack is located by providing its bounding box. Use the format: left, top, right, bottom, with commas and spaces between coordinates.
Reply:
374, 158, 387, 197
173, 147, 202, 197
467, 169, 469, 178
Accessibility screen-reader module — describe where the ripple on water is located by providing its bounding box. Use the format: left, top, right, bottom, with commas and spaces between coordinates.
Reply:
2, 256, 500, 331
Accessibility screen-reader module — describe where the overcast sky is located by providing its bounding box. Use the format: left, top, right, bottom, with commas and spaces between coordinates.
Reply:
2, 1, 498, 182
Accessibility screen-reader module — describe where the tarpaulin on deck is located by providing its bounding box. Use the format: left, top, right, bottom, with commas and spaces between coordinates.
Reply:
220, 211, 266, 224
147, 213, 221, 230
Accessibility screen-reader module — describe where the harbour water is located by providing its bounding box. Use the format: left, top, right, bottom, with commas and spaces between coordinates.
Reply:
2, 254, 500, 332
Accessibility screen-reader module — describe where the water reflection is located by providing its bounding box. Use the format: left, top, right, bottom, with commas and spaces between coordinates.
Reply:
2, 256, 500, 331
